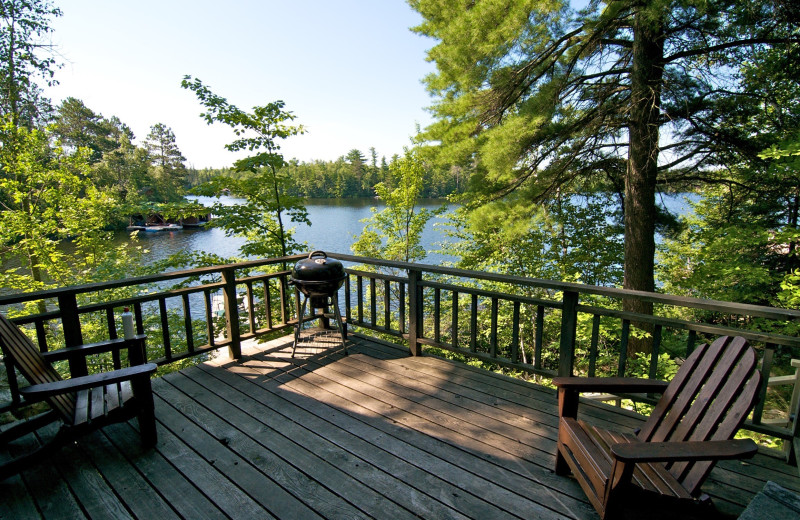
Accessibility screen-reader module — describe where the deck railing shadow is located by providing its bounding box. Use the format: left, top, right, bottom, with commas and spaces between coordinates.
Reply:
163, 334, 600, 519
1, 252, 799, 462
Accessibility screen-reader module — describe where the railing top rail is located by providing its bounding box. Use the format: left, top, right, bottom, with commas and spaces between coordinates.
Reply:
0, 254, 305, 306
327, 253, 800, 321
0, 251, 798, 323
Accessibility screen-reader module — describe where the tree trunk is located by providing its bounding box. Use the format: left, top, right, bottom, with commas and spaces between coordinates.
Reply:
624, 5, 665, 357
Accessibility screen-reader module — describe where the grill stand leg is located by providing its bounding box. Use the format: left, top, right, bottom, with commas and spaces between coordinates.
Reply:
292, 292, 347, 357
331, 292, 348, 356
292, 294, 309, 358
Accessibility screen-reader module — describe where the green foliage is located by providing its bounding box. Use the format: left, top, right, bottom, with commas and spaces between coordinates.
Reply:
182, 76, 308, 259
410, 0, 799, 309
0, 119, 122, 290
143, 123, 188, 203
351, 148, 444, 262
0, 0, 61, 126
448, 190, 623, 287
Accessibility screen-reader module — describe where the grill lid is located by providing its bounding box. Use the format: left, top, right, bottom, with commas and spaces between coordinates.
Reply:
291, 251, 345, 283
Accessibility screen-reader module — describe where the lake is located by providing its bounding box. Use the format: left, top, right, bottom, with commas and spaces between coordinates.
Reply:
126, 196, 458, 266
125, 193, 697, 268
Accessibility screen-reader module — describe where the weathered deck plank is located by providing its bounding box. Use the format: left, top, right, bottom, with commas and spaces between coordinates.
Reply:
2, 333, 799, 519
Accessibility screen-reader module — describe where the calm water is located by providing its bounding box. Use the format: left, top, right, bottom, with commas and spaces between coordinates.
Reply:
123, 193, 696, 269
124, 196, 458, 266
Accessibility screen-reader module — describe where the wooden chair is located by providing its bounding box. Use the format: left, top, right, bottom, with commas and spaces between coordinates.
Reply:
553, 336, 762, 519
0, 314, 157, 481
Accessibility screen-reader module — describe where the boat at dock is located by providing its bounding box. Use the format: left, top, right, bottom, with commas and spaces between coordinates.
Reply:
126, 223, 184, 232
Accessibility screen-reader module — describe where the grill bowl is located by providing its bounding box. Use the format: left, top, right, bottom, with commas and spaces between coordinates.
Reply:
290, 251, 346, 298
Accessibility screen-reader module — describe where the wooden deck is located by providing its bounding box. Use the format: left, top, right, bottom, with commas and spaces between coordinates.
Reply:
2, 332, 799, 519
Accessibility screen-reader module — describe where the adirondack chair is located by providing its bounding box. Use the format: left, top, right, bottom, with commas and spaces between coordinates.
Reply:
0, 314, 157, 481
553, 335, 762, 519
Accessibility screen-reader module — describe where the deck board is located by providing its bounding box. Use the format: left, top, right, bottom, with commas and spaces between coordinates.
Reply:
2, 333, 799, 519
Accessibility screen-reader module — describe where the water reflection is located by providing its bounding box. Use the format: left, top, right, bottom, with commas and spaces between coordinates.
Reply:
123, 197, 458, 266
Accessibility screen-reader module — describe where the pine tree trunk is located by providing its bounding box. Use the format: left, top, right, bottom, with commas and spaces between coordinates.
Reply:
624, 5, 665, 357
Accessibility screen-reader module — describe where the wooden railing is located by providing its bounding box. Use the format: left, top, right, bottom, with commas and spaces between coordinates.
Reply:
2, 252, 800, 452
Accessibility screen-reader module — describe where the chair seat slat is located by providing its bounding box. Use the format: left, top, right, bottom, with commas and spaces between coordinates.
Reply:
105, 383, 121, 413
74, 390, 90, 425
90, 387, 106, 421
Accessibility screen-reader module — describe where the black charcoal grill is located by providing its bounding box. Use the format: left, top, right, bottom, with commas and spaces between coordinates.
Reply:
289, 251, 347, 357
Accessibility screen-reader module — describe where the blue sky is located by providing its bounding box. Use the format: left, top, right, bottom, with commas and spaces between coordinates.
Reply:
46, 1, 435, 168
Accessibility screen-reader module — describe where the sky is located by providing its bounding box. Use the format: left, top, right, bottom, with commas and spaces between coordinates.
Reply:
45, 1, 436, 169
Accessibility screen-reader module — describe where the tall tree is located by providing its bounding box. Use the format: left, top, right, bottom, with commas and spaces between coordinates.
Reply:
410, 0, 798, 350
0, 0, 60, 127
181, 76, 308, 261
52, 97, 117, 162
143, 123, 187, 202
352, 148, 442, 263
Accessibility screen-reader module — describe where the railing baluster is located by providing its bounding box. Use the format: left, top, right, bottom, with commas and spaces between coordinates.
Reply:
133, 302, 144, 335
182, 293, 194, 353
434, 288, 441, 344
204, 289, 215, 347
263, 280, 273, 330
384, 279, 391, 331
357, 275, 364, 324
753, 345, 775, 425
34, 319, 47, 353
344, 275, 352, 325
649, 324, 663, 380
159, 297, 172, 360
686, 329, 697, 356
279, 275, 289, 325
370, 277, 377, 327
399, 281, 406, 334
106, 308, 118, 340
511, 301, 520, 363
451, 291, 459, 350
490, 297, 498, 358
107, 307, 121, 369
535, 305, 544, 370
589, 314, 600, 377
618, 319, 630, 377
245, 281, 256, 333
470, 293, 478, 353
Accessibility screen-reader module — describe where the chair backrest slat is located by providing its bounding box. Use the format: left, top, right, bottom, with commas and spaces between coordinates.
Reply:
636, 339, 721, 441
0, 314, 76, 421
637, 336, 761, 496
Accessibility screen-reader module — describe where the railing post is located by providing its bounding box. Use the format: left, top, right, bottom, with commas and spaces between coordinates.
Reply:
222, 267, 242, 359
407, 268, 423, 356
58, 292, 87, 377
558, 290, 579, 377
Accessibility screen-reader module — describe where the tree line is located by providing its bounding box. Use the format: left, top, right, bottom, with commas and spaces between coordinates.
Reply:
188, 148, 462, 199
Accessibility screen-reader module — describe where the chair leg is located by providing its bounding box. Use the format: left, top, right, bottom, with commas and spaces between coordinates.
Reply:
554, 445, 571, 475
131, 376, 157, 447
137, 407, 157, 448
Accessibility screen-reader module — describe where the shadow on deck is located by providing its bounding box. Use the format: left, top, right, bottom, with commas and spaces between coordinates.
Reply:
2, 334, 799, 519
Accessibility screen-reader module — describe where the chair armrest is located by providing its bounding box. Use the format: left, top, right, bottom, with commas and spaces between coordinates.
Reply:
610, 438, 758, 463
19, 363, 157, 399
553, 377, 669, 394
42, 335, 147, 363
